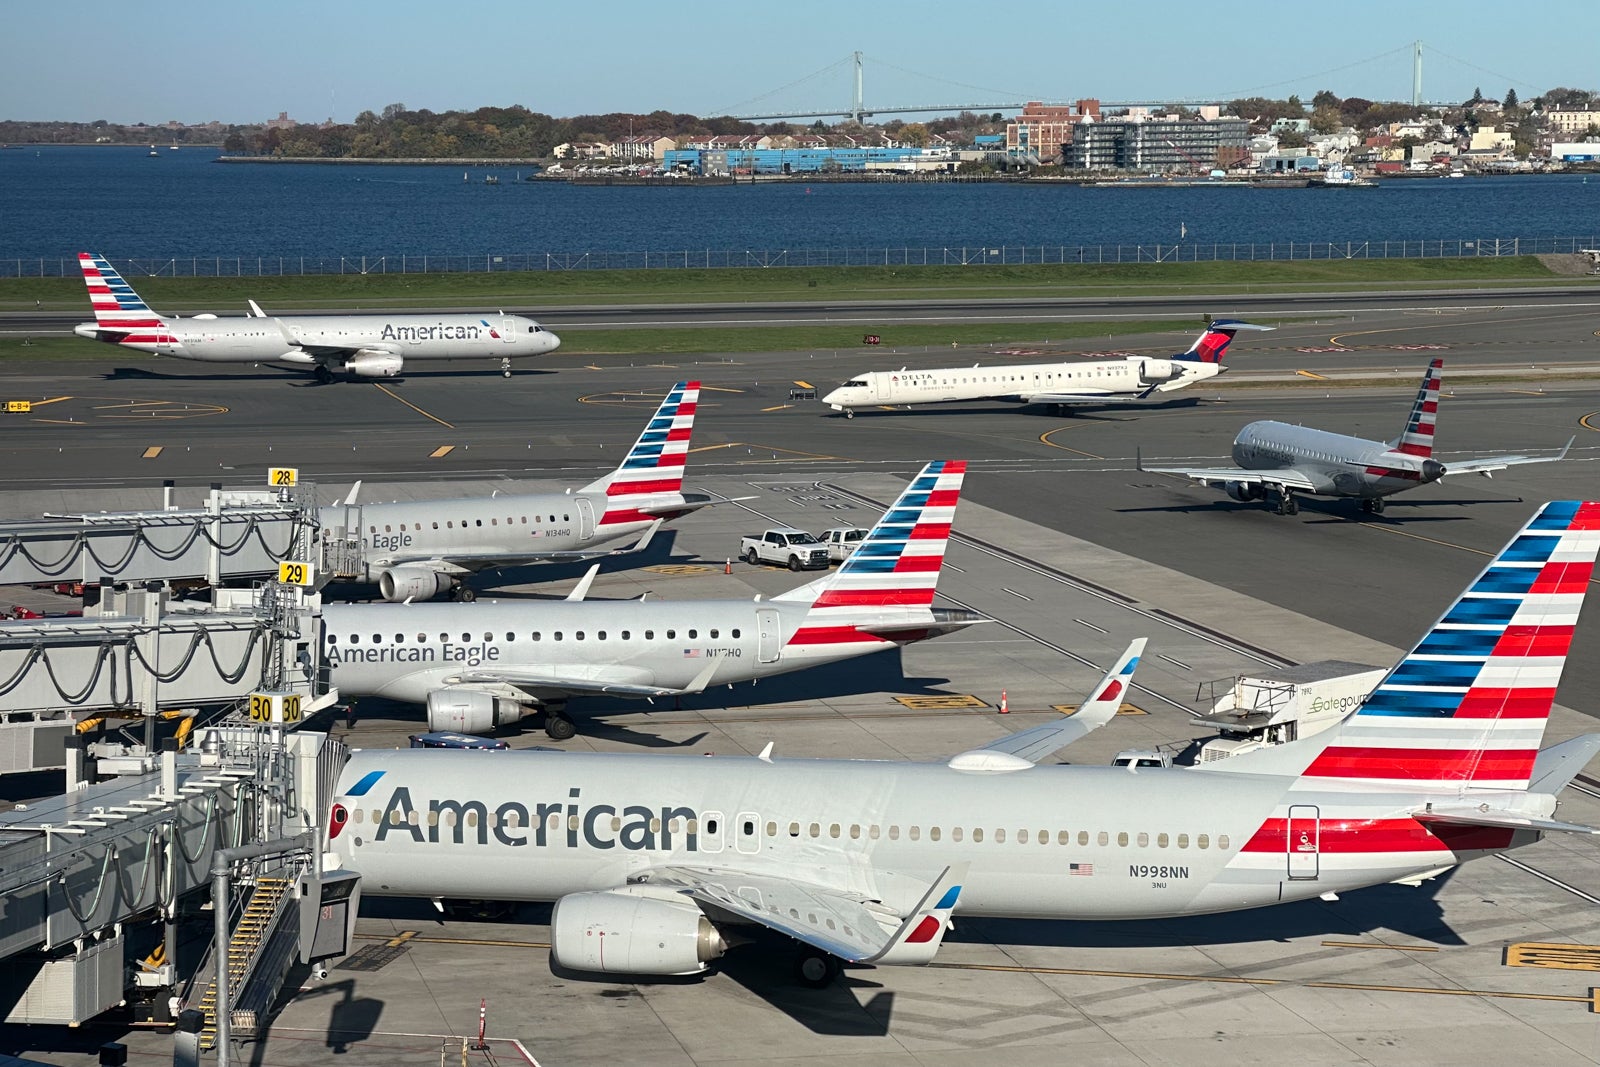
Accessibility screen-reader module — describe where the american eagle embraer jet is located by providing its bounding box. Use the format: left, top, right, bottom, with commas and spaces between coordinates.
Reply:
323, 461, 983, 739
325, 382, 718, 603
1144, 358, 1571, 515
821, 320, 1272, 416
328, 500, 1600, 985
72, 252, 559, 381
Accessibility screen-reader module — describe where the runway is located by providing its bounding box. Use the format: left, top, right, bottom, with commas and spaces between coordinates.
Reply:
5, 291, 1600, 1065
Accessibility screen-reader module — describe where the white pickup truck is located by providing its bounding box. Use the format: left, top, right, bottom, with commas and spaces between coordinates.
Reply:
740, 528, 830, 571
818, 526, 871, 562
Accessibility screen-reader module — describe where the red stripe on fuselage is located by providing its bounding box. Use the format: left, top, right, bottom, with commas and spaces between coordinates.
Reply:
785, 625, 892, 646
1302, 746, 1536, 781
809, 588, 935, 608
1241, 816, 1514, 854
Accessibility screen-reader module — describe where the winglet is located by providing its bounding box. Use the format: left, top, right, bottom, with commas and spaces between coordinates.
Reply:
680, 658, 719, 694
625, 518, 664, 554
248, 299, 268, 318
868, 862, 969, 965
343, 480, 362, 506
565, 564, 601, 602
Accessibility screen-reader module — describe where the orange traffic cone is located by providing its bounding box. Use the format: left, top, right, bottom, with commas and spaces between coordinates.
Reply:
999, 689, 1009, 714
725, 558, 732, 575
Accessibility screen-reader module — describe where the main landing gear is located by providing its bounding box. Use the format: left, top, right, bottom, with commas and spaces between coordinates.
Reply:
1272, 491, 1300, 516
1360, 498, 1386, 515
314, 365, 335, 384
542, 704, 577, 741
793, 947, 843, 987
501, 356, 513, 378
450, 584, 477, 603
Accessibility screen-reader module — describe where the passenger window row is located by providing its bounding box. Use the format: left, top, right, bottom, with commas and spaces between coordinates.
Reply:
332, 628, 741, 644
369, 514, 571, 533
778, 821, 1228, 850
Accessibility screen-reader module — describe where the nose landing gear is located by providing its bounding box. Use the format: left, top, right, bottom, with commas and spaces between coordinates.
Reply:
500, 357, 513, 378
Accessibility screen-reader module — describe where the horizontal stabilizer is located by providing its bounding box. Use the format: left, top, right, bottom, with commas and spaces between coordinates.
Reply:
1445, 436, 1575, 477
1529, 733, 1600, 795
1413, 808, 1600, 836
565, 564, 601, 602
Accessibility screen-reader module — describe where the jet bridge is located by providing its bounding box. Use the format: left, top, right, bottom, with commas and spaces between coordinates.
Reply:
0, 478, 328, 590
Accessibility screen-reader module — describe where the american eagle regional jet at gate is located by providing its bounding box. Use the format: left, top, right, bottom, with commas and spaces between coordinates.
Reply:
323, 461, 983, 739
324, 382, 715, 603
328, 500, 1600, 985
821, 319, 1272, 416
1145, 358, 1571, 515
73, 253, 560, 380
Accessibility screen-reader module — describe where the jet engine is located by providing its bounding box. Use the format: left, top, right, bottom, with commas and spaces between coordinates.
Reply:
342, 351, 404, 378
425, 689, 529, 733
1225, 481, 1266, 502
1420, 459, 1447, 482
550, 887, 727, 976
1135, 358, 1180, 385
377, 567, 455, 603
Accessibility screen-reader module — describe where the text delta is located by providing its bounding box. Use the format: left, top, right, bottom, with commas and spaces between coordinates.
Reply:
373, 785, 699, 852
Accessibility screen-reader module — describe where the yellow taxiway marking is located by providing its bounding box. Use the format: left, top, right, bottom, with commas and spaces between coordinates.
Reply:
685, 441, 842, 462
1505, 389, 1549, 396
428, 445, 455, 458
1322, 940, 1440, 952
894, 694, 988, 710
585, 364, 604, 370
20, 396, 73, 408
374, 383, 454, 428
1052, 703, 1147, 716
141, 446, 163, 459
793, 379, 814, 389
1582, 411, 1600, 433
32, 419, 86, 426
761, 404, 792, 412
1358, 522, 1496, 557
385, 930, 418, 948
933, 961, 1598, 1009
698, 385, 744, 393
1037, 428, 1105, 460
1505, 942, 1600, 972
1296, 369, 1330, 380
642, 564, 713, 576
358, 932, 550, 949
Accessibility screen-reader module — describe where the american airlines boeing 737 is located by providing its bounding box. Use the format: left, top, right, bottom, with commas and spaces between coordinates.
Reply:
324, 382, 714, 602
821, 320, 1271, 416
1145, 358, 1571, 515
327, 500, 1600, 985
72, 253, 560, 381
323, 461, 982, 739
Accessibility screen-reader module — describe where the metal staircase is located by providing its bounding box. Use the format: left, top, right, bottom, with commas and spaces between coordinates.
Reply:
195, 875, 293, 1049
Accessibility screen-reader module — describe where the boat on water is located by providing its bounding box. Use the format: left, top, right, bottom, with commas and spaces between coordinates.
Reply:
148, 145, 159, 157
1309, 164, 1376, 188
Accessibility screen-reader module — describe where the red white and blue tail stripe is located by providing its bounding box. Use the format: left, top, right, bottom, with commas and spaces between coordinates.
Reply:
78, 252, 170, 345
776, 461, 965, 645
1175, 319, 1271, 364
1385, 358, 1442, 460
1299, 501, 1600, 790
580, 382, 699, 528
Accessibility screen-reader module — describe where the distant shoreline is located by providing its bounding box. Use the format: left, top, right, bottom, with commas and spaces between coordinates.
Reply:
214, 155, 549, 166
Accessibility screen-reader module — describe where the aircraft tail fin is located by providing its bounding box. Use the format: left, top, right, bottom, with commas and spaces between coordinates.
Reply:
1295, 500, 1600, 792
777, 461, 968, 645
580, 381, 699, 527
77, 252, 169, 338
1384, 358, 1443, 459
1173, 319, 1272, 364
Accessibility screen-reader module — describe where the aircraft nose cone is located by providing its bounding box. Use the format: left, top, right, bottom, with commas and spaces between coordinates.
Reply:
543, 330, 561, 353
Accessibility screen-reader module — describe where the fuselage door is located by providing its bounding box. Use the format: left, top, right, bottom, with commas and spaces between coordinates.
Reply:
735, 811, 761, 855
700, 810, 725, 854
501, 315, 517, 343
575, 497, 595, 541
1286, 804, 1320, 880
756, 608, 781, 663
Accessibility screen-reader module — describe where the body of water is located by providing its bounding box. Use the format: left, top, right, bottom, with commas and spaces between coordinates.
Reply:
5, 145, 1598, 264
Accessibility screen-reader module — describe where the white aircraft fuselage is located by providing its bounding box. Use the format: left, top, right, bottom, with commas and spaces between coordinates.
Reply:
1233, 420, 1442, 500
822, 356, 1210, 412
333, 747, 1526, 920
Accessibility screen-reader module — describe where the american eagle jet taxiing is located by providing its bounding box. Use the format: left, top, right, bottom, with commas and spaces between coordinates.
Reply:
326, 382, 717, 603
327, 499, 1600, 983
821, 319, 1272, 416
1144, 358, 1571, 515
73, 252, 559, 381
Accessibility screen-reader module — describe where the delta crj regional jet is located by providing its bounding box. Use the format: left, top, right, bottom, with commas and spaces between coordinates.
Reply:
73, 252, 560, 381
327, 500, 1600, 986
1145, 357, 1572, 515
324, 382, 716, 603
324, 461, 983, 739
821, 319, 1272, 416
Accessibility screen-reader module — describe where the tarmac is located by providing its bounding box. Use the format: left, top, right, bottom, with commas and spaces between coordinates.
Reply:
4, 298, 1600, 1064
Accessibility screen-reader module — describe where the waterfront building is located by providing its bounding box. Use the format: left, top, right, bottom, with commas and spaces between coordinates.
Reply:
1005, 100, 1100, 164
1063, 115, 1249, 171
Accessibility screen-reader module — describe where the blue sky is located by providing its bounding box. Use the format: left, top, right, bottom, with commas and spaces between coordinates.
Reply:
8, 0, 1596, 125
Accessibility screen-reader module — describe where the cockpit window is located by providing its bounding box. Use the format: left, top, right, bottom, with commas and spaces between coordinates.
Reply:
843, 379, 868, 388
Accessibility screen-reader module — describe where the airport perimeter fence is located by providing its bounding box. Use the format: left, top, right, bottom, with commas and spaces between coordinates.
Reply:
5, 236, 1598, 278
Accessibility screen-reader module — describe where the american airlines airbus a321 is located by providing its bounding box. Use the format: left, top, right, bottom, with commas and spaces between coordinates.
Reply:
73, 253, 559, 381
324, 382, 717, 603
323, 461, 983, 739
821, 319, 1271, 417
1144, 358, 1571, 516
328, 500, 1600, 985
